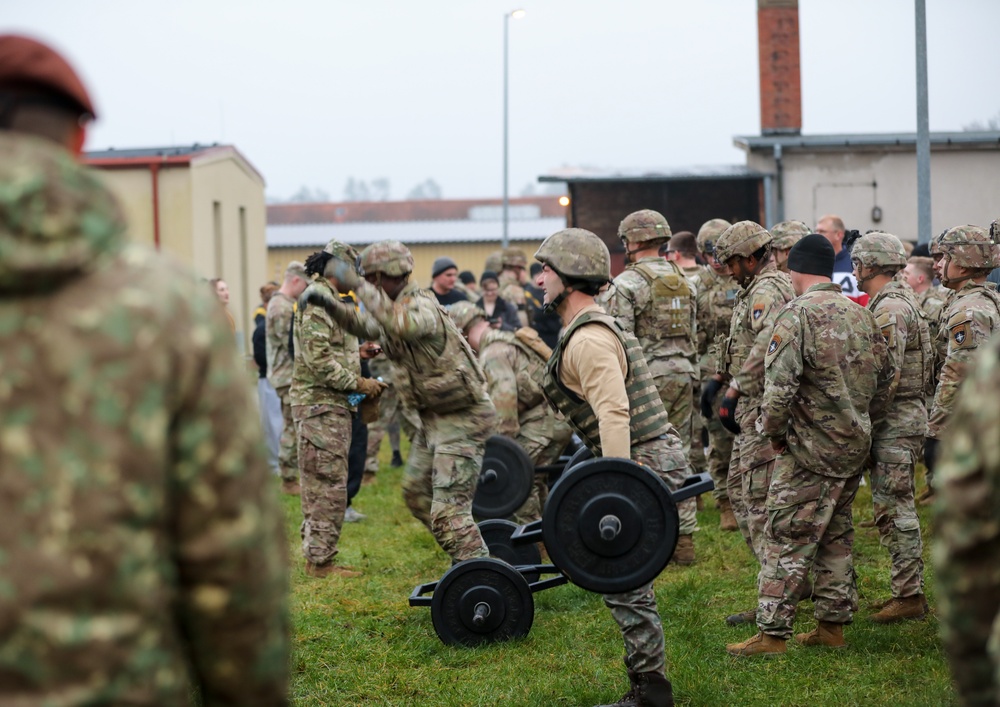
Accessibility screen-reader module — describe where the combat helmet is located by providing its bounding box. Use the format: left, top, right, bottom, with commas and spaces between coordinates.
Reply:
323, 239, 359, 264
534, 228, 611, 283
937, 225, 998, 270
618, 210, 672, 245
484, 250, 504, 274
448, 300, 486, 332
770, 220, 810, 251
713, 221, 772, 264
696, 218, 732, 255
501, 248, 528, 269
850, 231, 907, 270
359, 240, 414, 277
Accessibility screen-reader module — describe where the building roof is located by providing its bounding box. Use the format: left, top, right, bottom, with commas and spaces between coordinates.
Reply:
268, 216, 566, 248
537, 164, 766, 183
267, 196, 566, 225
84, 143, 265, 184
734, 131, 1000, 152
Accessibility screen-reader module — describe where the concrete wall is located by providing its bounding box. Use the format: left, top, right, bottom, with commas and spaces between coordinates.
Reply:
748, 147, 1000, 239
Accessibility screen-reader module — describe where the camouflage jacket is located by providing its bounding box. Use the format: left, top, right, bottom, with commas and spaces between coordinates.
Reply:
599, 255, 697, 376
761, 282, 893, 477
265, 291, 296, 389
868, 279, 932, 440
290, 277, 361, 410
0, 134, 288, 705
695, 267, 738, 378
928, 280, 1000, 438
479, 327, 551, 436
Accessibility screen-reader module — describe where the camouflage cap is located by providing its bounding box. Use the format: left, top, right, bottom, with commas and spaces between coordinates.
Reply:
448, 300, 486, 331
484, 250, 504, 274
696, 218, 732, 255
534, 228, 611, 283
850, 231, 907, 269
359, 240, 414, 277
938, 224, 998, 269
769, 220, 810, 251
322, 239, 359, 264
618, 209, 672, 245
501, 248, 528, 268
713, 220, 772, 264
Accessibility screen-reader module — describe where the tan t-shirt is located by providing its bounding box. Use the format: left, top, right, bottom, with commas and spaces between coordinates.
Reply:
560, 303, 631, 457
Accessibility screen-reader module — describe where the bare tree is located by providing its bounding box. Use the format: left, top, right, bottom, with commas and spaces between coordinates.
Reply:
963, 111, 1000, 131
407, 178, 442, 200
371, 177, 391, 201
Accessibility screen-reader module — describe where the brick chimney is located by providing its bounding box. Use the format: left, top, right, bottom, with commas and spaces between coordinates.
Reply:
758, 0, 802, 135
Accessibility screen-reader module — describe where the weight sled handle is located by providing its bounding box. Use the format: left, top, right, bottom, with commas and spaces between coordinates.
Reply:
514, 564, 569, 593
408, 579, 438, 607
509, 519, 543, 546
669, 472, 715, 504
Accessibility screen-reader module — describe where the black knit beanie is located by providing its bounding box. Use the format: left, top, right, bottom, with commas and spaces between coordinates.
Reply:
787, 233, 835, 278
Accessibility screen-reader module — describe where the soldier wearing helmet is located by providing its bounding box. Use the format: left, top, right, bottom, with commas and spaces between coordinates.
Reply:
851, 232, 933, 623
599, 209, 699, 563
702, 221, 795, 626
447, 301, 572, 528
499, 247, 532, 327
692, 218, 739, 532
292, 240, 387, 578
304, 240, 497, 565
925, 225, 1000, 489
534, 227, 688, 707
769, 220, 811, 273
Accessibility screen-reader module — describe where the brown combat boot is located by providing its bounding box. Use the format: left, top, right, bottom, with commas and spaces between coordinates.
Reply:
795, 621, 847, 648
281, 479, 301, 495
671, 535, 695, 565
726, 631, 787, 658
719, 499, 738, 532
870, 594, 927, 623
594, 669, 674, 707
305, 561, 362, 579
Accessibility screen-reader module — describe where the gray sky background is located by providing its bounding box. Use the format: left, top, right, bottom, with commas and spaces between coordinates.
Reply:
6, 0, 999, 202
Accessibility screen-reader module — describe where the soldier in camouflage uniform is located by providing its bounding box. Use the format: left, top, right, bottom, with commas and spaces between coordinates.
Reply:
449, 301, 573, 525
307, 241, 496, 563
727, 234, 893, 657
267, 260, 309, 494
925, 225, 1000, 490
702, 221, 795, 624
693, 218, 738, 531
293, 240, 387, 578
934, 331, 1000, 706
0, 35, 289, 704
852, 233, 933, 622
769, 220, 810, 273
535, 228, 687, 707
599, 209, 699, 563
499, 248, 532, 327
364, 355, 407, 479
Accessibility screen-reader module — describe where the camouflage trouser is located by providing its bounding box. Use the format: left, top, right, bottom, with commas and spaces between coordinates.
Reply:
511, 413, 573, 526
603, 581, 666, 675
728, 396, 774, 561
871, 435, 924, 599
689, 380, 707, 475
742, 457, 776, 564
757, 454, 861, 638
365, 384, 401, 474
275, 385, 299, 484
652, 370, 693, 466
403, 401, 495, 562
294, 404, 351, 565
704, 380, 735, 504
633, 434, 696, 536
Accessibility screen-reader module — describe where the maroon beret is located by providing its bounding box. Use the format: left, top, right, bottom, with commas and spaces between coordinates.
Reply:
0, 34, 96, 119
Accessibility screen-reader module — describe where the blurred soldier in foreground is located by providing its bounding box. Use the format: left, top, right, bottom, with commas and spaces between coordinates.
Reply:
769, 220, 810, 273
499, 247, 532, 327
934, 331, 1000, 706
727, 235, 892, 657
925, 226, 1000, 498
0, 34, 288, 704
293, 240, 387, 578
537, 228, 689, 707
852, 233, 932, 622
703, 221, 794, 624
306, 240, 496, 563
692, 218, 737, 531
449, 301, 573, 526
600, 210, 698, 563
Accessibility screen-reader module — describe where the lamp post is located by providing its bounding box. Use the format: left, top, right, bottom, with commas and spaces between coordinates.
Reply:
502, 8, 525, 249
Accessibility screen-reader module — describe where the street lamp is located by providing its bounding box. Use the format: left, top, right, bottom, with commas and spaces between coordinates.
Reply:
502, 8, 525, 248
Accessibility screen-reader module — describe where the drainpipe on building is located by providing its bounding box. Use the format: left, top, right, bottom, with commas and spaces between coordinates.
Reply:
149, 163, 161, 250
773, 144, 784, 224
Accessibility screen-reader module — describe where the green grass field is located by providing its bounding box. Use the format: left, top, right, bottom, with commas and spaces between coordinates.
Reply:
282, 442, 955, 706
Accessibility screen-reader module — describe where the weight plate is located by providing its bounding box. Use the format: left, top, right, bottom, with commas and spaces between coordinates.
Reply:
563, 445, 594, 474
430, 557, 534, 646
479, 519, 542, 584
542, 458, 679, 594
473, 435, 534, 520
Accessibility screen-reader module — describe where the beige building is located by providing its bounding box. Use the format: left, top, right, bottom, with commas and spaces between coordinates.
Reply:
85, 144, 267, 352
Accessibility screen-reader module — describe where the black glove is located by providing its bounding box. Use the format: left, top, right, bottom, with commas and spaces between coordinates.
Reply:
719, 394, 741, 435
924, 437, 939, 476
700, 378, 723, 419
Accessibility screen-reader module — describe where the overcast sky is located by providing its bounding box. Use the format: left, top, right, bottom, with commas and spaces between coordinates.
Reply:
6, 0, 999, 202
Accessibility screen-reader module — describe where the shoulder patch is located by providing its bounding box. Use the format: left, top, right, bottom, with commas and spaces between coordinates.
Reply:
752, 303, 765, 320
767, 333, 782, 355
880, 323, 895, 349
950, 321, 973, 350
